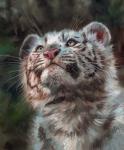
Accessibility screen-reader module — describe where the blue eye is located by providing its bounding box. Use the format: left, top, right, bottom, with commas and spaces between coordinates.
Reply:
66, 39, 78, 47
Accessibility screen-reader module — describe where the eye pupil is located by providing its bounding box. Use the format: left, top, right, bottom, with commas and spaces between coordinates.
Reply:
69, 41, 73, 45
66, 39, 77, 47
36, 45, 43, 51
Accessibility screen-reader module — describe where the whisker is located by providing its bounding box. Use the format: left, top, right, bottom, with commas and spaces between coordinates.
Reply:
61, 55, 74, 59
35, 60, 44, 64
7, 78, 20, 91
63, 61, 76, 64
93, 65, 113, 79
61, 57, 76, 60
3, 74, 21, 86
30, 14, 43, 36
71, 16, 84, 30
21, 10, 37, 33
0, 55, 20, 66
62, 52, 74, 56
34, 62, 44, 68
71, 18, 78, 30
62, 59, 75, 61
33, 66, 43, 72
61, 57, 74, 61
0, 61, 20, 65
7, 69, 21, 74
0, 63, 20, 68
22, 8, 42, 36
39, 57, 44, 61
0, 55, 20, 60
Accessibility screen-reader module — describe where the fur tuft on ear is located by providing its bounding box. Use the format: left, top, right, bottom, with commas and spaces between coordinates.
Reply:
82, 22, 111, 46
19, 34, 40, 59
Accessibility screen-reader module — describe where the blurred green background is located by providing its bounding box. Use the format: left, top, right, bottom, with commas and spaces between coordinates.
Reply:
0, 0, 124, 149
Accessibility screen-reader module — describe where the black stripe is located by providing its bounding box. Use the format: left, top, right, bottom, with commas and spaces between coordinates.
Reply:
92, 49, 97, 61
78, 55, 86, 67
84, 56, 92, 62
66, 63, 80, 79
46, 96, 65, 106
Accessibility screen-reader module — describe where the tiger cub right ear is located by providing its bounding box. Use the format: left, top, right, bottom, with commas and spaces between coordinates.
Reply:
19, 34, 40, 59
80, 22, 111, 46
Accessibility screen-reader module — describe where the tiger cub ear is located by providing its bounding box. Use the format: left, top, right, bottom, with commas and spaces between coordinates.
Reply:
81, 22, 111, 46
19, 34, 40, 59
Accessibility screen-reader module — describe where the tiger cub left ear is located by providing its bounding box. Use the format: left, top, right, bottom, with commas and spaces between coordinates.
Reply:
19, 34, 40, 59
82, 22, 111, 46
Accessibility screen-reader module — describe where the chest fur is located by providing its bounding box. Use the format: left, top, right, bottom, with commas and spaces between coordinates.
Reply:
30, 100, 113, 150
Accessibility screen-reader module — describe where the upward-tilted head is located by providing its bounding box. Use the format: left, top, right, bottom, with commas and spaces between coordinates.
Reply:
19, 22, 124, 150
20, 22, 113, 108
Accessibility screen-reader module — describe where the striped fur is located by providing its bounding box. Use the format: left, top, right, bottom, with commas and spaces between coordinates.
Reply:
20, 22, 124, 150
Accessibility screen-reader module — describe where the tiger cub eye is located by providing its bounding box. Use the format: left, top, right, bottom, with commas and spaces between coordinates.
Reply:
66, 39, 78, 47
35, 45, 44, 52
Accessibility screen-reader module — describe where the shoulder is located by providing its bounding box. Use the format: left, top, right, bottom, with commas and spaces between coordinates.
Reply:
104, 90, 124, 150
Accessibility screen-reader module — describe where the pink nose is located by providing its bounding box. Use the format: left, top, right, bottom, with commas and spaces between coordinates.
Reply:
43, 48, 60, 60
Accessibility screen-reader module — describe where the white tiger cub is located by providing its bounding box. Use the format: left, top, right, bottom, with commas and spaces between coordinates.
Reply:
20, 22, 124, 150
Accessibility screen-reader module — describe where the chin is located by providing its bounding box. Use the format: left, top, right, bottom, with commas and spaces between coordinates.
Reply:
40, 65, 76, 92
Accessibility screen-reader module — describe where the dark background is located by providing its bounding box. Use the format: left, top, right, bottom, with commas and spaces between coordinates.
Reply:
0, 0, 124, 149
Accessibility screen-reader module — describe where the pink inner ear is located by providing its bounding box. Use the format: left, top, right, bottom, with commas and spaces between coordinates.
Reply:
91, 29, 104, 42
96, 31, 104, 42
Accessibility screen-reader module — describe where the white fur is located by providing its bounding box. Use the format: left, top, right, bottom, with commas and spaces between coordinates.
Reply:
22, 22, 124, 150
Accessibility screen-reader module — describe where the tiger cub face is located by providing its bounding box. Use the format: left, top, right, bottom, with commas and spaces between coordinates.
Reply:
20, 22, 112, 107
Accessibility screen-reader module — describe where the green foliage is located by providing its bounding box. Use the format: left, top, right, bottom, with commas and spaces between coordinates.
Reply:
0, 90, 33, 131
0, 38, 15, 54
91, 0, 124, 27
108, 0, 124, 26
0, 90, 34, 150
